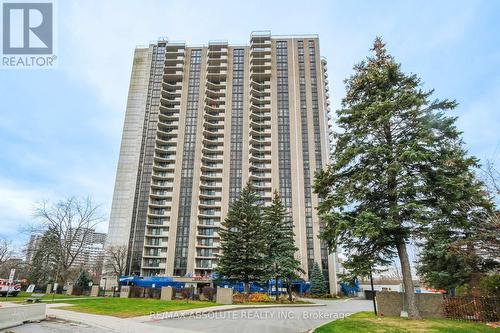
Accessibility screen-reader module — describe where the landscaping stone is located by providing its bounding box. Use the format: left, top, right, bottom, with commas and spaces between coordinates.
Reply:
216, 287, 233, 305
160, 286, 173, 301
90, 285, 100, 297
120, 286, 131, 298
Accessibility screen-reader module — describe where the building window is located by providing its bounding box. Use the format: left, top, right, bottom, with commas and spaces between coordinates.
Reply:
276, 41, 292, 211
229, 49, 245, 203
174, 49, 202, 276
298, 41, 315, 276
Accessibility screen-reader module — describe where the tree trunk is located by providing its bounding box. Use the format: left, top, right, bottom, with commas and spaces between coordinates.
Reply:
287, 279, 293, 302
369, 270, 377, 315
244, 278, 249, 294
396, 241, 421, 320
276, 276, 279, 301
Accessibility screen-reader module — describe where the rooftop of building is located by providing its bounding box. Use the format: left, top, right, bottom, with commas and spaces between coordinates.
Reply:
136, 31, 320, 49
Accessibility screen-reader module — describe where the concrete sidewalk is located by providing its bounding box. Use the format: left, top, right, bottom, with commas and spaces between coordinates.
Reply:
46, 307, 200, 333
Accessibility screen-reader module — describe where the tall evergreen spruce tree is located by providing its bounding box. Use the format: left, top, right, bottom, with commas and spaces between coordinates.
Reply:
264, 191, 304, 301
417, 147, 498, 291
27, 228, 59, 287
309, 262, 327, 295
314, 37, 468, 319
75, 268, 92, 290
216, 183, 267, 293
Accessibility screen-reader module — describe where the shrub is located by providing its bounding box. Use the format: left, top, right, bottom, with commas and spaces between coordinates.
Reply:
478, 274, 500, 296
247, 292, 271, 303
232, 292, 271, 303
232, 293, 246, 303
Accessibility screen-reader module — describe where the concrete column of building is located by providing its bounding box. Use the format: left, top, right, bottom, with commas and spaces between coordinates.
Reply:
105, 47, 153, 275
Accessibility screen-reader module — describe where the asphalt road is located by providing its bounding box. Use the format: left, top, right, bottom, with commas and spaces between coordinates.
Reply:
1, 318, 111, 333
148, 299, 373, 333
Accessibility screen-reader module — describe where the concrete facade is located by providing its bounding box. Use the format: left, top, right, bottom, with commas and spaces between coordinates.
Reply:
105, 32, 337, 293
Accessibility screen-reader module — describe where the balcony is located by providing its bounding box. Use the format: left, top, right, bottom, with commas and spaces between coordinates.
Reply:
158, 112, 179, 123
156, 128, 178, 137
206, 70, 227, 79
154, 152, 176, 161
204, 104, 225, 112
199, 199, 221, 207
250, 95, 271, 105
157, 121, 179, 131
207, 48, 228, 56
151, 167, 175, 180
159, 104, 180, 113
150, 189, 173, 197
165, 47, 185, 56
149, 198, 171, 206
250, 119, 271, 129
250, 162, 271, 171
207, 64, 228, 72
164, 55, 184, 64
200, 181, 222, 189
151, 180, 174, 188
250, 103, 271, 113
206, 87, 226, 98
200, 172, 223, 181
249, 136, 271, 146
249, 171, 271, 180
249, 128, 271, 137
202, 128, 224, 138
142, 262, 166, 269
145, 230, 169, 237
201, 163, 223, 172
250, 47, 271, 56
205, 95, 225, 104
161, 89, 181, 99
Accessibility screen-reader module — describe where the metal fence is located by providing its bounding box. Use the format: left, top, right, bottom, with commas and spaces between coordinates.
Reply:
443, 296, 499, 322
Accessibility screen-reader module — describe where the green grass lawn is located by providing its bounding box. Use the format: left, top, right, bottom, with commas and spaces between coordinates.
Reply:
314, 312, 496, 333
55, 297, 219, 318
0, 291, 88, 302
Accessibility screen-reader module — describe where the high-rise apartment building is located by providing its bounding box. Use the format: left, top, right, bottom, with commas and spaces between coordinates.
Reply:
106, 32, 337, 292
26, 228, 106, 268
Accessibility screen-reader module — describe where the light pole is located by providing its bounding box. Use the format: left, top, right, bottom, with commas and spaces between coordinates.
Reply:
369, 269, 377, 316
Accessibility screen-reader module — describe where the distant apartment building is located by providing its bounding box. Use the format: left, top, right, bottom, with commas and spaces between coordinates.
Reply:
26, 228, 107, 269
25, 234, 43, 263
106, 31, 337, 292
69, 228, 107, 268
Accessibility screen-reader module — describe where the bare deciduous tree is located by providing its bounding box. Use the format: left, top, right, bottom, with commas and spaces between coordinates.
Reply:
104, 245, 128, 285
483, 160, 500, 198
0, 238, 13, 267
34, 196, 104, 283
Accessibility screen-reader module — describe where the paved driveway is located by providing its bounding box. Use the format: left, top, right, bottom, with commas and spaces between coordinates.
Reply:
147, 299, 372, 333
